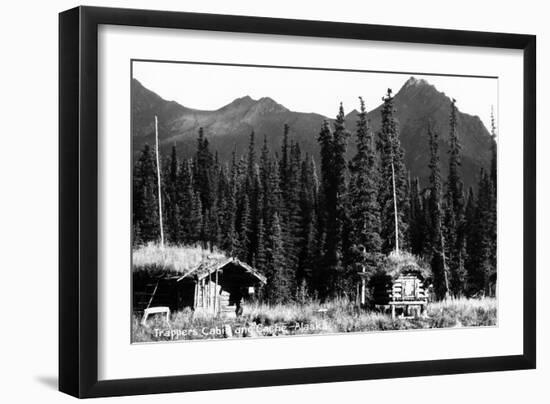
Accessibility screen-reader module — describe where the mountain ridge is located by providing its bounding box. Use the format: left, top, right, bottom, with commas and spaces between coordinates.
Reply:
131, 77, 493, 189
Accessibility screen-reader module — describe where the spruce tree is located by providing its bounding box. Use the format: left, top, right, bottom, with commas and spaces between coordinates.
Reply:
490, 107, 497, 194
350, 98, 382, 252
427, 125, 449, 300
316, 104, 349, 297
236, 191, 251, 262
445, 99, 466, 297
256, 217, 267, 272
247, 131, 256, 187
219, 147, 238, 255
447, 99, 464, 215
216, 162, 230, 239
315, 120, 332, 296
176, 159, 192, 243
285, 141, 303, 280
444, 197, 466, 296
478, 171, 497, 295
348, 97, 382, 273
258, 135, 272, 230
297, 154, 319, 289
464, 186, 480, 295
133, 144, 160, 244
279, 123, 290, 198
193, 128, 214, 217
333, 104, 350, 294
378, 89, 409, 254
488, 107, 498, 281
465, 170, 495, 296
265, 212, 291, 303
164, 145, 180, 244
245, 131, 261, 263
189, 190, 203, 244
266, 159, 284, 231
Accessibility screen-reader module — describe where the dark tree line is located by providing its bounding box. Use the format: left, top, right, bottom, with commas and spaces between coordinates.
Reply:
133, 91, 497, 303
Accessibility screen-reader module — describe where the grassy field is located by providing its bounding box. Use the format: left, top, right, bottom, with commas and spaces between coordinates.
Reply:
132, 297, 497, 343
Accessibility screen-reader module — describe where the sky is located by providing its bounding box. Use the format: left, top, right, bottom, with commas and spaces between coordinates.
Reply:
133, 61, 498, 131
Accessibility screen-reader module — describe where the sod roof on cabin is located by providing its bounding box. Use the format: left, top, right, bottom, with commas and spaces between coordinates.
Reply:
132, 244, 266, 283
383, 251, 432, 280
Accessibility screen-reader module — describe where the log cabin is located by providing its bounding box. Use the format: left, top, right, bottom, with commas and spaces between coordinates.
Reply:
132, 245, 266, 316
359, 252, 431, 318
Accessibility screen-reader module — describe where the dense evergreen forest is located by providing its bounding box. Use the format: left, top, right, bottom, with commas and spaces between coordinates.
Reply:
133, 89, 497, 303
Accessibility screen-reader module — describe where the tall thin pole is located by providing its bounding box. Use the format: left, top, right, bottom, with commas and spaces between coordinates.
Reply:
214, 267, 219, 315
390, 152, 399, 254
361, 265, 366, 305
155, 115, 165, 248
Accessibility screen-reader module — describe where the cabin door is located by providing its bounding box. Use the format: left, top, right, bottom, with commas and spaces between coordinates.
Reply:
403, 278, 417, 300
177, 282, 195, 310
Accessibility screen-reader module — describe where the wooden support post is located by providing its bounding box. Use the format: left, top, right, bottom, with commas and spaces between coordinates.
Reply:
214, 267, 219, 315
206, 277, 210, 309
209, 278, 212, 310
201, 279, 205, 308
193, 282, 198, 309
361, 265, 366, 306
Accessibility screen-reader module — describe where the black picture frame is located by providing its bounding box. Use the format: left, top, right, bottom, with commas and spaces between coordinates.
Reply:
59, 6, 536, 398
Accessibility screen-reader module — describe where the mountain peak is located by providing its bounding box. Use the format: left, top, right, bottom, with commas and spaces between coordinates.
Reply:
250, 96, 288, 115
232, 95, 254, 105
216, 95, 255, 112
223, 95, 287, 110
396, 76, 442, 101
403, 76, 429, 88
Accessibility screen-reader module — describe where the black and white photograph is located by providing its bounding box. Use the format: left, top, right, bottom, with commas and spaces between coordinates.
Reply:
131, 61, 498, 343
0, 0, 543, 401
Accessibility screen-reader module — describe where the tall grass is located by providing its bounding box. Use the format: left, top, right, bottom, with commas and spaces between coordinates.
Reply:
132, 297, 497, 343
425, 297, 497, 328
132, 243, 226, 275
